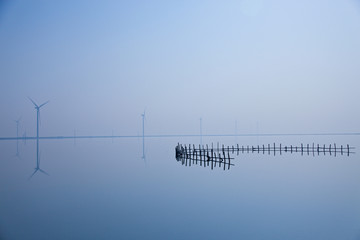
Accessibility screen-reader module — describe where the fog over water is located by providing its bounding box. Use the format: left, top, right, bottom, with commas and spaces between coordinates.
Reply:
1, 1, 360, 239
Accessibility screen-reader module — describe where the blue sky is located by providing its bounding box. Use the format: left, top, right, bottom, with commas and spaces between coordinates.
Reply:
0, 0, 360, 137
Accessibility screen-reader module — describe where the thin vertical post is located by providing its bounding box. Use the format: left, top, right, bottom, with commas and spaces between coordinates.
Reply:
273, 143, 276, 156
36, 109, 39, 169
200, 118, 202, 145
142, 113, 145, 160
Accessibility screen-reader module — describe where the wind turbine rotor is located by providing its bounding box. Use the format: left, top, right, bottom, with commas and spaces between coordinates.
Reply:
28, 97, 39, 108
39, 100, 49, 108
37, 101, 49, 126
14, 116, 22, 124
142, 108, 146, 119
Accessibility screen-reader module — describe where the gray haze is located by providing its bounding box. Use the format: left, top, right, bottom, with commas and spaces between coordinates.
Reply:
1, 1, 360, 240
1, 0, 360, 137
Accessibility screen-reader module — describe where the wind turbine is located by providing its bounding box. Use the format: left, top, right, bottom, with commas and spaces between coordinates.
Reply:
14, 116, 21, 157
235, 120, 238, 143
22, 130, 27, 145
28, 97, 49, 178
74, 129, 76, 146
141, 109, 146, 161
200, 117, 202, 145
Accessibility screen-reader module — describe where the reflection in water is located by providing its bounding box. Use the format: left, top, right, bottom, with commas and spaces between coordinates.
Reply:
1, 136, 359, 239
9, 106, 151, 177
175, 142, 355, 170
11, 136, 357, 176
29, 142, 49, 179
6, 103, 358, 177
176, 143, 234, 170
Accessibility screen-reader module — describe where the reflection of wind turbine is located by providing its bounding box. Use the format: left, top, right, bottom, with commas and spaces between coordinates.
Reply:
14, 116, 21, 157
29, 151, 49, 179
28, 97, 49, 179
141, 109, 146, 161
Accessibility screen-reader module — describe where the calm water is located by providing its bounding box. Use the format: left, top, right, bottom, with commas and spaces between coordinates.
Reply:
1, 136, 360, 240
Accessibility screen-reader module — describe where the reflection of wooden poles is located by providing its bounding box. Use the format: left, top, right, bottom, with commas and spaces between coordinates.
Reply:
313, 143, 315, 157
228, 152, 231, 170
307, 144, 309, 155
341, 145, 343, 155
280, 143, 282, 155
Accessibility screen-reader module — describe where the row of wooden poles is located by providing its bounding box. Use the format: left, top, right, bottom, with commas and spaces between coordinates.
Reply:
176, 142, 354, 159
175, 144, 234, 170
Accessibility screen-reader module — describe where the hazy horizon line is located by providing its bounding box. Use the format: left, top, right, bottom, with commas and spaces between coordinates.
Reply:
1, 132, 360, 141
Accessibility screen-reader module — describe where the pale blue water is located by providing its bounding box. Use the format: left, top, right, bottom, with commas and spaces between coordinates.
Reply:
1, 136, 360, 240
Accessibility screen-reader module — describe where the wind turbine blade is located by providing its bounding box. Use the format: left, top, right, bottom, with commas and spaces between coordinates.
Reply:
39, 100, 49, 108
28, 97, 38, 108
28, 169, 38, 180
38, 169, 50, 176
39, 110, 41, 125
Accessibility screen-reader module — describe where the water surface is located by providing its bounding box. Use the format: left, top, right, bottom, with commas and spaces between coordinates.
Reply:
0, 136, 359, 240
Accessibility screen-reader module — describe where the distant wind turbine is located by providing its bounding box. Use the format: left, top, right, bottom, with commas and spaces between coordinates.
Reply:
235, 120, 238, 143
200, 117, 202, 145
74, 129, 76, 146
141, 109, 146, 161
14, 116, 21, 157
22, 129, 27, 145
28, 97, 49, 178
28, 97, 49, 137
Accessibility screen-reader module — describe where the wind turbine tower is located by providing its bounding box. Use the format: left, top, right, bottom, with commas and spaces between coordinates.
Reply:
14, 117, 21, 156
141, 110, 146, 160
28, 97, 49, 178
200, 117, 202, 145
235, 120, 238, 143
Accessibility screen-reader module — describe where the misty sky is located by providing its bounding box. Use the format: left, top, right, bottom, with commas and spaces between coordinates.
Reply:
1, 0, 360, 138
